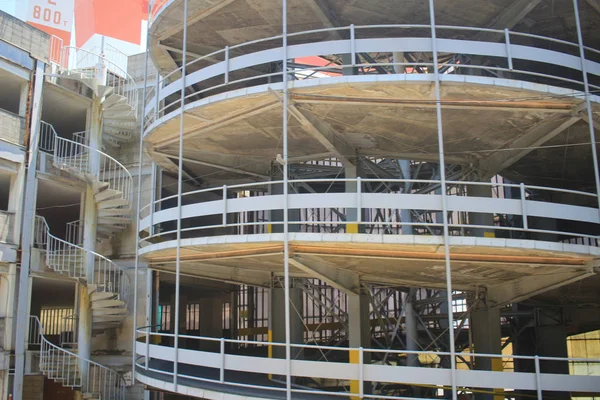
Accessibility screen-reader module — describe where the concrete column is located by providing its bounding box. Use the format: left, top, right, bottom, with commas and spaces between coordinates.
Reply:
471, 305, 502, 400
536, 310, 569, 400
399, 160, 413, 235
18, 81, 29, 118
468, 183, 495, 238
271, 285, 303, 359
342, 54, 357, 76
345, 165, 358, 233
77, 283, 92, 390
348, 289, 371, 396
13, 61, 45, 400
405, 289, 419, 367
393, 52, 406, 74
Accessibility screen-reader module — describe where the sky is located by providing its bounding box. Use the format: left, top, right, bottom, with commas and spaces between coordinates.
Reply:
0, 0, 17, 17
0, 0, 146, 53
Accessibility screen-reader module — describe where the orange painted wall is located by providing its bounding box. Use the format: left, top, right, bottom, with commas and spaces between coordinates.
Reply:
75, 0, 147, 46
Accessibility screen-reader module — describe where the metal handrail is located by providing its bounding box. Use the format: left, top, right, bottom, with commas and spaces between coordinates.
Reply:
57, 45, 138, 119
143, 24, 600, 130
40, 122, 133, 202
35, 216, 131, 310
33, 316, 126, 400
138, 177, 600, 247
135, 327, 600, 399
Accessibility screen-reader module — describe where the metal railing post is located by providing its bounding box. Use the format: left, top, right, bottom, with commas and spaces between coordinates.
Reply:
220, 338, 225, 383
350, 24, 356, 67
359, 347, 364, 398
225, 46, 230, 84
223, 185, 228, 226
505, 29, 513, 71
520, 183, 528, 231
534, 355, 542, 400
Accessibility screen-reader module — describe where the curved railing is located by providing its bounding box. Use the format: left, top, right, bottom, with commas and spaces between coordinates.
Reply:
41, 122, 133, 202
144, 24, 600, 131
138, 178, 600, 249
35, 217, 130, 307
135, 328, 600, 398
33, 317, 126, 400
57, 46, 138, 118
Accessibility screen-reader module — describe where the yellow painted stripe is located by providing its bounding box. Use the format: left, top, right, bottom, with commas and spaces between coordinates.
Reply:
268, 330, 273, 379
492, 357, 503, 400
346, 223, 359, 234
349, 349, 361, 399
267, 224, 272, 234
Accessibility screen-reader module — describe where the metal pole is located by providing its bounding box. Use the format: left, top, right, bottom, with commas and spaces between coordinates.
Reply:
13, 60, 45, 400
282, 0, 292, 398
173, 0, 189, 390
572, 0, 600, 212
428, 1, 457, 399
132, 0, 153, 378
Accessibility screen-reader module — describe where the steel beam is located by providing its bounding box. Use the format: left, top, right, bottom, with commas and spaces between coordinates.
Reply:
289, 256, 360, 295
487, 270, 596, 308
585, 0, 600, 15
479, 115, 581, 178
475, 0, 542, 42
154, 150, 270, 180
287, 103, 356, 166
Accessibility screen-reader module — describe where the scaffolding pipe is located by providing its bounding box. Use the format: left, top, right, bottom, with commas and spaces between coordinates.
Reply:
572, 0, 600, 213
428, 1, 457, 399
173, 0, 189, 390
282, 0, 292, 398
133, 0, 153, 376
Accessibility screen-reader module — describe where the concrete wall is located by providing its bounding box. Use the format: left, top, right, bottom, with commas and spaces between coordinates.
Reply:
0, 110, 25, 147
21, 375, 43, 400
0, 10, 49, 62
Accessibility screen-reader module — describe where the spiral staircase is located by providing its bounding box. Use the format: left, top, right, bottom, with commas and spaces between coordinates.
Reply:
32, 42, 137, 399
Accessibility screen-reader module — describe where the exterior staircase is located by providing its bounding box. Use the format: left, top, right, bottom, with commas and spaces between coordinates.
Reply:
31, 316, 126, 400
33, 40, 137, 399
56, 45, 138, 150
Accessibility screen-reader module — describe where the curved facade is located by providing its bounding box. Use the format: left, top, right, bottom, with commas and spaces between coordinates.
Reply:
136, 1, 600, 399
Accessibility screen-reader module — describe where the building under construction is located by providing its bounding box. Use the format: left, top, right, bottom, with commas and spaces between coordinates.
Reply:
1, 0, 600, 399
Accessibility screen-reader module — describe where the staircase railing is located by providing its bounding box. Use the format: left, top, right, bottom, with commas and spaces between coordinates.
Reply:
40, 122, 133, 202
32, 316, 126, 400
35, 217, 130, 309
56, 45, 138, 118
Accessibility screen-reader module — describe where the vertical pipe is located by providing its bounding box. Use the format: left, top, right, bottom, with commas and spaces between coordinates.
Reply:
173, 0, 189, 390
428, 1, 457, 399
13, 60, 45, 400
281, 0, 292, 399
572, 0, 600, 212
133, 0, 153, 379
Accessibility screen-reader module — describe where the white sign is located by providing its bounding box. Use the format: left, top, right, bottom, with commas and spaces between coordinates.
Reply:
27, 0, 74, 32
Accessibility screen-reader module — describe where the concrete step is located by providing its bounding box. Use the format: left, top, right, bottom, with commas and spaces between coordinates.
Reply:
97, 199, 130, 209
92, 307, 128, 317
91, 299, 125, 309
98, 216, 131, 225
92, 181, 110, 194
92, 315, 127, 323
103, 94, 126, 108
90, 292, 117, 302
93, 322, 124, 330
95, 189, 122, 202
98, 208, 132, 217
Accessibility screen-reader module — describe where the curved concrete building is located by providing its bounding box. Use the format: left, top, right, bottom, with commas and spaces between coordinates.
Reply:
135, 1, 600, 399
